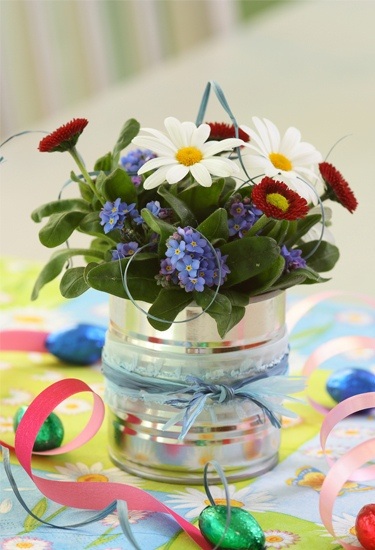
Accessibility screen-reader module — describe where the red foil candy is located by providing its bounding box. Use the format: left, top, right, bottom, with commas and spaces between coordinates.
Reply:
355, 504, 375, 550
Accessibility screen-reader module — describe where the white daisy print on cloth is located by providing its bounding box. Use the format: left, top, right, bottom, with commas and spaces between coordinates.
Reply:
100, 509, 149, 528
2, 536, 53, 549
0, 416, 14, 433
264, 530, 300, 548
46, 461, 143, 486
132, 117, 244, 189
1, 388, 33, 406
166, 484, 275, 519
55, 397, 92, 415
318, 513, 361, 546
240, 117, 322, 203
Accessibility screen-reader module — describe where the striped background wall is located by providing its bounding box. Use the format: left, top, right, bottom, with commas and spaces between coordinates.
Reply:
0, 0, 277, 140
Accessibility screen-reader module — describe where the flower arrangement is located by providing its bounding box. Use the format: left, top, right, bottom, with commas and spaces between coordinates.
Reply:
31, 83, 357, 337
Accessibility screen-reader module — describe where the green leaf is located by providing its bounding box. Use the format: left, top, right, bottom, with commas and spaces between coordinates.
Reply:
300, 240, 340, 272
101, 167, 137, 203
238, 255, 286, 296
112, 118, 140, 167
194, 288, 232, 338
31, 248, 105, 300
31, 199, 91, 222
94, 152, 112, 172
157, 185, 197, 226
59, 266, 89, 298
70, 170, 94, 202
23, 498, 48, 532
219, 177, 237, 204
267, 271, 308, 292
178, 179, 226, 220
147, 288, 193, 331
86, 254, 160, 301
220, 236, 280, 287
39, 211, 88, 248
196, 208, 229, 244
220, 289, 249, 307
265, 220, 289, 244
141, 208, 175, 254
78, 212, 122, 242
284, 214, 322, 247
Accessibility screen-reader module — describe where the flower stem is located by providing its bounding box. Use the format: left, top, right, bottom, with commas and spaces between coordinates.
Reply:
69, 146, 104, 203
246, 214, 271, 237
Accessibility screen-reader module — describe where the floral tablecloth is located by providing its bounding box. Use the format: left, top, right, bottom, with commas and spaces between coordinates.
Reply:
1, 258, 374, 550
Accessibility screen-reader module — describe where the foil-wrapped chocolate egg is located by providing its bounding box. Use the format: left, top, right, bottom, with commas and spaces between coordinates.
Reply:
355, 504, 375, 550
14, 406, 64, 451
326, 367, 375, 403
199, 505, 265, 549
45, 323, 106, 365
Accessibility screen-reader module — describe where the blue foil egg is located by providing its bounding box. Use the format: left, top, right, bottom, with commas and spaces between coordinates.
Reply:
326, 367, 375, 403
45, 324, 106, 365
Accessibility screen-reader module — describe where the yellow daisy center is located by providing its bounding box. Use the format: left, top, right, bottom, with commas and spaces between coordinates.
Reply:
15, 543, 34, 549
349, 525, 357, 536
266, 192, 290, 212
203, 498, 244, 508
266, 535, 284, 543
176, 146, 203, 166
269, 152, 292, 171
77, 473, 109, 482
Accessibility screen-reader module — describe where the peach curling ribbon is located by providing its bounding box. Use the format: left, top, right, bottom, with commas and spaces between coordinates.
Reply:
0, 290, 374, 549
287, 291, 375, 550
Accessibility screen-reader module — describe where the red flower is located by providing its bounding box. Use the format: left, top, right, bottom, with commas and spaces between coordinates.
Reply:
252, 177, 309, 220
319, 161, 358, 213
38, 118, 88, 153
207, 122, 250, 142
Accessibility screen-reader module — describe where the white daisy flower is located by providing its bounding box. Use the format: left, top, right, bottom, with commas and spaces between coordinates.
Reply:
132, 117, 243, 189
165, 484, 274, 519
318, 513, 361, 546
240, 117, 322, 203
2, 536, 53, 550
1, 388, 33, 405
100, 509, 149, 528
46, 461, 143, 486
55, 397, 92, 415
0, 416, 14, 433
264, 529, 300, 548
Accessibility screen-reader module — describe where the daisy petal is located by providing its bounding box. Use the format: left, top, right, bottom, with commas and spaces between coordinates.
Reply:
132, 136, 176, 156
143, 165, 172, 189
164, 117, 187, 148
201, 157, 239, 176
190, 163, 213, 187
202, 138, 243, 156
138, 156, 176, 174
166, 163, 189, 184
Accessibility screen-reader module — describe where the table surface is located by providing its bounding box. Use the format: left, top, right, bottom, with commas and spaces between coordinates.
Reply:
0, 258, 374, 550
1, 2, 375, 549
0, 0, 374, 296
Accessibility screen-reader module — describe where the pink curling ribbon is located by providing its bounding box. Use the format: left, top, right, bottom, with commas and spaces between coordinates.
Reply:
319, 392, 375, 550
0, 330, 49, 352
0, 378, 212, 550
287, 291, 375, 547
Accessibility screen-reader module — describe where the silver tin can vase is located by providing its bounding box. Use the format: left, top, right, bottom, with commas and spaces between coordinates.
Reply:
102, 290, 289, 483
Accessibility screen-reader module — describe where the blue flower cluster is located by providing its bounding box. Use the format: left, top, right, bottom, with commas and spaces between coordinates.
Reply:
159, 227, 230, 292
100, 199, 165, 234
227, 197, 263, 238
112, 241, 139, 260
120, 148, 157, 186
99, 198, 138, 234
281, 245, 306, 272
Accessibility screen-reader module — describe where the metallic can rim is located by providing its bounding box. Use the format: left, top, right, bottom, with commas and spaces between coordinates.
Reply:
108, 290, 286, 354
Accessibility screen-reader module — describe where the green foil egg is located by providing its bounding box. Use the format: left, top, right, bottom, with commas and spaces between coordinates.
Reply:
13, 406, 64, 452
199, 505, 265, 550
